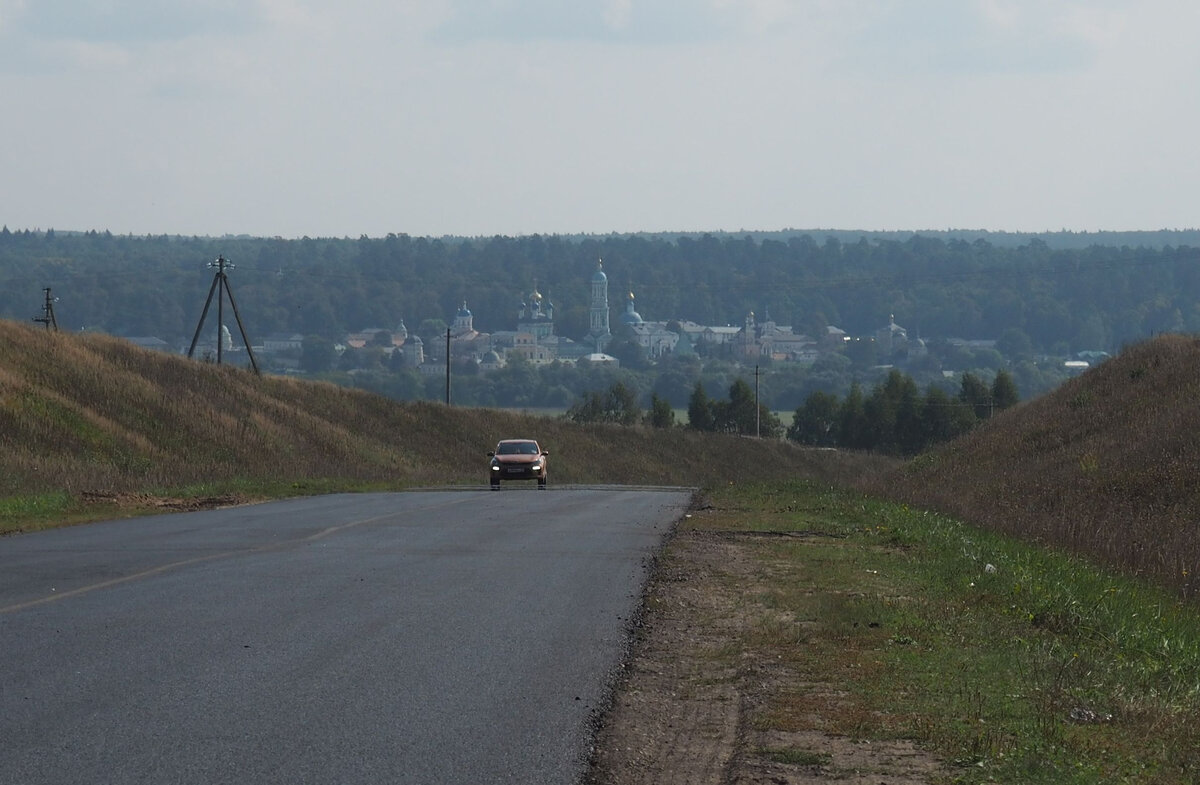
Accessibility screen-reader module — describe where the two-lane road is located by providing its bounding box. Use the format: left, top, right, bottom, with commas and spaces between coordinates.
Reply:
0, 488, 691, 784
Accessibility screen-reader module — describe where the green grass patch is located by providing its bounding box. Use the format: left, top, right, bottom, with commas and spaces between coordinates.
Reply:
0, 492, 88, 534
0, 478, 423, 533
757, 746, 830, 767
697, 480, 1200, 784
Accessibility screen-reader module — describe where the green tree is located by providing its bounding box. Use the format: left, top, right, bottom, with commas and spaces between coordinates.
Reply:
892, 372, 924, 455
566, 382, 640, 425
719, 378, 759, 435
838, 382, 870, 450
959, 372, 992, 419
715, 379, 782, 439
645, 393, 675, 428
300, 335, 336, 373
759, 409, 784, 439
687, 382, 715, 431
996, 327, 1034, 361
991, 369, 1020, 411
418, 318, 448, 345
565, 392, 605, 423
605, 382, 641, 425
788, 391, 840, 446
920, 384, 976, 449
920, 385, 956, 447
863, 379, 898, 452
844, 337, 878, 368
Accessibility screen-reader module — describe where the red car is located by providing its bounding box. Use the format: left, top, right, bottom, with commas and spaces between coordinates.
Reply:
488, 439, 549, 489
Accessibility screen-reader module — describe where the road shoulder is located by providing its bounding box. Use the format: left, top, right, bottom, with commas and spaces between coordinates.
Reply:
586, 527, 948, 785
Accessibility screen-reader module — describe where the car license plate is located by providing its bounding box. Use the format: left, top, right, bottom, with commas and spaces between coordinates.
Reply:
506, 467, 524, 474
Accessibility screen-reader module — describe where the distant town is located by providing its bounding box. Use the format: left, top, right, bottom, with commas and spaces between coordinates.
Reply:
172, 258, 1097, 382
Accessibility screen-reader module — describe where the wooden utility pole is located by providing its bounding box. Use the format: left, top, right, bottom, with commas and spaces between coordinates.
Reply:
187, 255, 259, 374
755, 364, 761, 438
32, 288, 58, 331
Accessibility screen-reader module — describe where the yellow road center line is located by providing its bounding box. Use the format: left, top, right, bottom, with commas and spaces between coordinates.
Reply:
0, 495, 478, 614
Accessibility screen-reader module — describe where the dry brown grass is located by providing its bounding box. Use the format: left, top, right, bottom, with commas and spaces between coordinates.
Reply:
0, 320, 895, 529
865, 333, 1200, 599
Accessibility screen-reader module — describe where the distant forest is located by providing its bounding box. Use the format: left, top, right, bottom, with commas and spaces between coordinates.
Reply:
3, 226, 1198, 359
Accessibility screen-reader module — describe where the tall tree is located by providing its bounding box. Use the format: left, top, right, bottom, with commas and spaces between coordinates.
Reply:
723, 378, 759, 435
893, 372, 924, 455
920, 385, 957, 448
991, 369, 1020, 411
687, 382, 715, 431
959, 372, 993, 419
838, 382, 871, 450
788, 391, 840, 447
645, 393, 675, 429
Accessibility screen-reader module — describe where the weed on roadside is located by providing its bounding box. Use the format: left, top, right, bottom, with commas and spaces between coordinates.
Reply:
694, 480, 1200, 784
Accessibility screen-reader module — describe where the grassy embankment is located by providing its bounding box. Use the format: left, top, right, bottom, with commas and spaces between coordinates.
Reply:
674, 335, 1200, 783
0, 320, 882, 533
689, 480, 1200, 783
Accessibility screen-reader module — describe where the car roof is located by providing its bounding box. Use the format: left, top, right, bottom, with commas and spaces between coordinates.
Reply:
497, 439, 538, 444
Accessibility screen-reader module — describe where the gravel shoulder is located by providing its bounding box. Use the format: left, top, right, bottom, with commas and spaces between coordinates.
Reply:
585, 523, 949, 785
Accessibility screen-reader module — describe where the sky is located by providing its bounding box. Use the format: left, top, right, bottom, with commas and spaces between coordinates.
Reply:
1, 0, 1197, 239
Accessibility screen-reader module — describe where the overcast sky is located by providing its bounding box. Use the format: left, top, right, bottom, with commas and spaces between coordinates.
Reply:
1, 1, 1197, 238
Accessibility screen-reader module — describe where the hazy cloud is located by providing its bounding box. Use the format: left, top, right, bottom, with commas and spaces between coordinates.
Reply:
846, 1, 1104, 75
434, 0, 733, 44
13, 0, 258, 44
1, 0, 1197, 237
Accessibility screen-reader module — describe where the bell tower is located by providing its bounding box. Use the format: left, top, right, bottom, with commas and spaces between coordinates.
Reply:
588, 259, 611, 352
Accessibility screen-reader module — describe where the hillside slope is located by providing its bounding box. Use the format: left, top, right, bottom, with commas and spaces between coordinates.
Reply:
873, 333, 1200, 597
0, 320, 891, 529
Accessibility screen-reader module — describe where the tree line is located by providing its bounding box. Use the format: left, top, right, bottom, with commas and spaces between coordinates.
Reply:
2, 228, 1199, 360
566, 368, 1017, 457
566, 377, 783, 437
785, 369, 1019, 455
0, 227, 1189, 408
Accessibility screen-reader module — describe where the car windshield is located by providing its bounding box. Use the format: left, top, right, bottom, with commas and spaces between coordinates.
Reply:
497, 442, 539, 455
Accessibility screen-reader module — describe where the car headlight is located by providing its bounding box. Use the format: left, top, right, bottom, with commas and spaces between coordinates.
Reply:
491, 464, 500, 471
531, 462, 542, 471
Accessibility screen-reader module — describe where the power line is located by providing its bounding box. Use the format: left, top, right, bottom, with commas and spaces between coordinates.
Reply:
31, 287, 58, 331
186, 256, 260, 374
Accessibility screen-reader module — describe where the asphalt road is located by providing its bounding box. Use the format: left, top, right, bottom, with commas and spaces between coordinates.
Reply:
0, 488, 692, 784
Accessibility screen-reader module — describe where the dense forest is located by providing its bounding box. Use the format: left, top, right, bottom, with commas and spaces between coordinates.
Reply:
2, 226, 1198, 410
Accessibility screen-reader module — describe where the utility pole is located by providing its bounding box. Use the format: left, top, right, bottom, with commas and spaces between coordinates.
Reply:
32, 288, 58, 331
754, 364, 761, 438
187, 255, 259, 374
445, 327, 452, 405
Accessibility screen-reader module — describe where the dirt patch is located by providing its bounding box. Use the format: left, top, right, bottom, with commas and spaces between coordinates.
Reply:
586, 529, 949, 785
80, 490, 252, 513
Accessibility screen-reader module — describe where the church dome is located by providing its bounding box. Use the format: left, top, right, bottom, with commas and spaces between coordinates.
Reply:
620, 291, 643, 325
457, 301, 472, 318
591, 260, 607, 283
